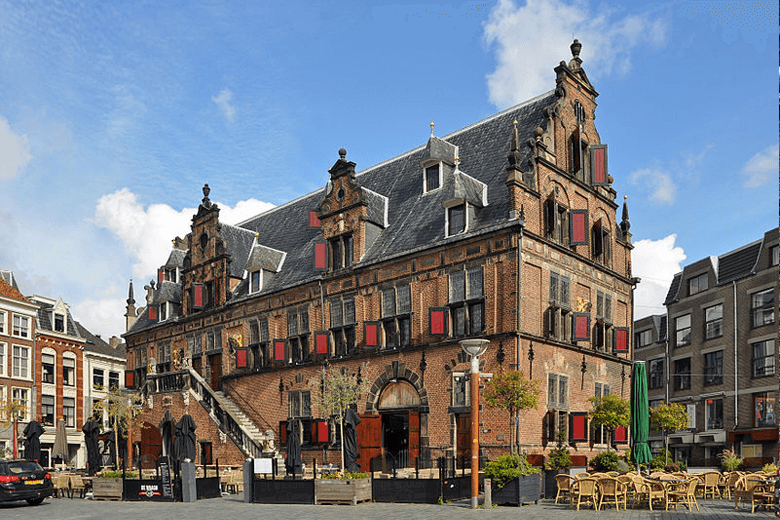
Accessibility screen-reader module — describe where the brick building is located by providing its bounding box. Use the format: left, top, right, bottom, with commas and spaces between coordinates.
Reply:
123, 41, 635, 470
0, 270, 38, 457
634, 228, 779, 468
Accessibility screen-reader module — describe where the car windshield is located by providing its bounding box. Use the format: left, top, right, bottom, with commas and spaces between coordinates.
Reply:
8, 461, 43, 473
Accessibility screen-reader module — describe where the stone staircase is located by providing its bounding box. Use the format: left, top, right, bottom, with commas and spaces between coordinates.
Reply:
214, 390, 275, 454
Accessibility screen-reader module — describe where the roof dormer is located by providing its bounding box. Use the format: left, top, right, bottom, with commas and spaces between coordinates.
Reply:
421, 123, 457, 194
245, 235, 287, 294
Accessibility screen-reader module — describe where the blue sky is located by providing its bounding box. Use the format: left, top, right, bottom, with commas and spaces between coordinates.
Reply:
0, 0, 776, 339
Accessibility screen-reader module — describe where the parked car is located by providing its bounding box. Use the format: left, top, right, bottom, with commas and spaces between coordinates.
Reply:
0, 459, 54, 505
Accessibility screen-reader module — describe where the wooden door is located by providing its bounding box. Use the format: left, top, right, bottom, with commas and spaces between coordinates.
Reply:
140, 422, 162, 469
408, 410, 420, 463
456, 414, 470, 463
355, 414, 381, 473
209, 353, 222, 390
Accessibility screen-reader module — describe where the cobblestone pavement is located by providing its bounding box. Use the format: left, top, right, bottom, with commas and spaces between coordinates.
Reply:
0, 495, 776, 519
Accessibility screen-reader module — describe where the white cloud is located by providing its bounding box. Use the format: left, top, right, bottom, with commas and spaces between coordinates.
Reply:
632, 234, 686, 319
629, 167, 676, 205
741, 143, 778, 188
0, 116, 33, 179
212, 88, 236, 123
72, 297, 127, 344
93, 188, 274, 281
483, 0, 667, 108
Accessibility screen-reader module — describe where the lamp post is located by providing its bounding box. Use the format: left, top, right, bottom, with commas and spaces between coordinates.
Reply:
460, 338, 490, 510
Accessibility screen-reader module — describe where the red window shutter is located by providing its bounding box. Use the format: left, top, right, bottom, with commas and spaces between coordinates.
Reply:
314, 242, 328, 270
192, 284, 205, 309
570, 209, 589, 245
429, 307, 448, 337
613, 328, 629, 353
314, 331, 330, 356
573, 313, 590, 341
148, 305, 158, 321
569, 412, 588, 443
613, 425, 628, 444
315, 419, 330, 443
591, 144, 608, 185
279, 421, 288, 445
364, 322, 380, 348
273, 340, 287, 363
236, 348, 248, 369
158, 269, 165, 285
309, 211, 321, 228
125, 371, 135, 389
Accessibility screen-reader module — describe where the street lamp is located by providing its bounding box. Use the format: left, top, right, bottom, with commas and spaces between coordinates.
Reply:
460, 338, 489, 510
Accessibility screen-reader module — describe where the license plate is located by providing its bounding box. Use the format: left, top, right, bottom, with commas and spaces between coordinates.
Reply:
25, 480, 42, 485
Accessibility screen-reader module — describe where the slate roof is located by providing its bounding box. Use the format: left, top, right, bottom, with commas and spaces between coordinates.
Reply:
164, 249, 186, 268
75, 321, 126, 359
664, 228, 778, 305
154, 281, 182, 304
35, 301, 81, 337
236, 90, 554, 296
717, 239, 762, 285
129, 90, 556, 333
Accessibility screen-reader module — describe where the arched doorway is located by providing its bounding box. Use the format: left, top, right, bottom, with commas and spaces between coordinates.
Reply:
376, 380, 421, 469
138, 421, 162, 469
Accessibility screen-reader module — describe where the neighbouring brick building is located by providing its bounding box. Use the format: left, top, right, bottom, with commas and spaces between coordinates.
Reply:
634, 228, 779, 468
123, 41, 635, 470
0, 270, 38, 458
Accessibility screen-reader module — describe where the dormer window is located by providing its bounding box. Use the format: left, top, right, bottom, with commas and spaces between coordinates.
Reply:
54, 313, 65, 333
448, 204, 466, 236
159, 302, 168, 321
329, 234, 353, 270
250, 270, 262, 294
424, 163, 441, 192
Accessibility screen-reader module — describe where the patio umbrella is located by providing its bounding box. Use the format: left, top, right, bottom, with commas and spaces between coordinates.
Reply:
285, 418, 302, 477
631, 361, 652, 467
343, 407, 361, 472
22, 421, 44, 463
52, 419, 69, 464
174, 414, 197, 462
82, 418, 101, 476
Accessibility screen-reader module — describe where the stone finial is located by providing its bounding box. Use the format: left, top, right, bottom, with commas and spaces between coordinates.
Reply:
127, 278, 135, 306
338, 148, 347, 160
620, 195, 631, 236
201, 183, 212, 209
570, 39, 582, 58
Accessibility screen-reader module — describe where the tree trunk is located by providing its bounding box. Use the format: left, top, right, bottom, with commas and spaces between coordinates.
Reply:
339, 416, 345, 471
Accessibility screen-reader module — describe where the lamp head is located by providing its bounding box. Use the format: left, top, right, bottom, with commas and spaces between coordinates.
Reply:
459, 339, 490, 358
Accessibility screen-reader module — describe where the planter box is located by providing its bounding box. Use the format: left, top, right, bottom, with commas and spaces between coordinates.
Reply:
543, 469, 567, 499
315, 478, 371, 505
92, 478, 124, 501
491, 473, 542, 506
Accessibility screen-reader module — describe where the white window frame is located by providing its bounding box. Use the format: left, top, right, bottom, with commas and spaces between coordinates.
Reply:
250, 270, 262, 294
0, 342, 5, 377
11, 344, 30, 380
41, 348, 56, 385
445, 202, 468, 237
11, 387, 30, 421
159, 301, 168, 321
53, 312, 66, 333
63, 396, 76, 428
12, 315, 29, 339
62, 354, 76, 387
0, 310, 6, 335
771, 245, 779, 267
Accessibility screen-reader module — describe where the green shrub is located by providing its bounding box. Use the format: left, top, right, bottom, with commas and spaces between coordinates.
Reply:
762, 462, 778, 474
718, 449, 742, 472
545, 429, 571, 470
589, 451, 619, 472
320, 471, 368, 480
98, 470, 138, 478
483, 453, 539, 490
648, 449, 685, 472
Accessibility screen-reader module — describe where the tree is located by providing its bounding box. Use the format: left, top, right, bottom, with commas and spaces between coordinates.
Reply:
91, 387, 144, 470
483, 370, 541, 454
588, 394, 630, 450
316, 362, 370, 471
649, 402, 688, 465
0, 396, 27, 458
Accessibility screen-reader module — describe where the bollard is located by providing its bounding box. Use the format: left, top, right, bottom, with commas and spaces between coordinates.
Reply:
484, 478, 492, 509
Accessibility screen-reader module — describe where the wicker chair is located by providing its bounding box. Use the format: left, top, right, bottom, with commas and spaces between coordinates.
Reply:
597, 476, 627, 511
697, 471, 721, 499
69, 474, 87, 499
734, 474, 774, 513
570, 477, 599, 511
52, 474, 70, 498
554, 474, 574, 504
636, 477, 667, 511
666, 478, 700, 511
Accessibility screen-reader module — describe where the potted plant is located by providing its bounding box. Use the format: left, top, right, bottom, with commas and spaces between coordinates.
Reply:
92, 470, 137, 501
315, 471, 371, 505
544, 429, 571, 498
484, 453, 541, 505
719, 449, 743, 472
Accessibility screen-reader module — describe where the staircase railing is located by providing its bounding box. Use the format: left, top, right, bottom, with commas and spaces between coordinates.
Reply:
221, 379, 274, 433
143, 369, 269, 459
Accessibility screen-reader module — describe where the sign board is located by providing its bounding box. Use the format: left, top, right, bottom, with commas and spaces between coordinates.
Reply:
254, 458, 273, 474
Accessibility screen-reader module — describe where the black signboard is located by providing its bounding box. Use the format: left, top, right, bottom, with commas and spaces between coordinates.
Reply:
158, 456, 173, 499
